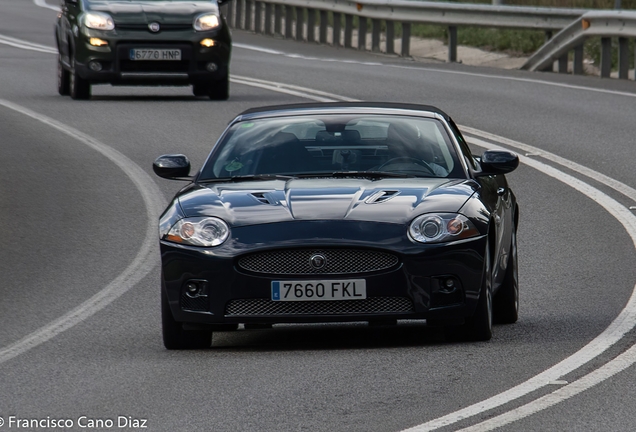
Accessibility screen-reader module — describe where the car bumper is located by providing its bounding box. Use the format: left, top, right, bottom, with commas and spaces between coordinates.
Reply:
160, 221, 488, 326
74, 27, 231, 85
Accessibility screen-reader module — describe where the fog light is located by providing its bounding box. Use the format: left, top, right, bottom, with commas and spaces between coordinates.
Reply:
185, 282, 200, 297
441, 278, 456, 293
88, 61, 102, 72
89, 37, 108, 47
206, 62, 218, 72
200, 38, 216, 48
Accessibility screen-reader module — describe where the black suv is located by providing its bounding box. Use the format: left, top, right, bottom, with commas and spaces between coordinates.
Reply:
55, 0, 232, 100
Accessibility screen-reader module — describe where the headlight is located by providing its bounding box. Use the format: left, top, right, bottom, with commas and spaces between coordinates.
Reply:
164, 217, 229, 247
84, 12, 115, 31
409, 213, 480, 244
194, 13, 220, 31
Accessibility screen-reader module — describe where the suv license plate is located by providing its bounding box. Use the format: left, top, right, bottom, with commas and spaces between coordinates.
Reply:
271, 280, 366, 301
130, 49, 181, 61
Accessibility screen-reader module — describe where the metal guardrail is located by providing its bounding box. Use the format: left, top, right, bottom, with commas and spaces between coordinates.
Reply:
522, 11, 636, 78
221, 0, 588, 61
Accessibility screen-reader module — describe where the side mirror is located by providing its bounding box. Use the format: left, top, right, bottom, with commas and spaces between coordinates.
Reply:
476, 150, 519, 176
153, 154, 192, 180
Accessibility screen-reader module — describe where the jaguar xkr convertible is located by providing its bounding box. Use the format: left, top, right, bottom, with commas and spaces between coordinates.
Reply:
154, 102, 520, 349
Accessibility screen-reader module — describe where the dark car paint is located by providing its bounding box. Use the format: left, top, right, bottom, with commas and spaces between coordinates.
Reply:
55, 0, 231, 86
156, 103, 518, 329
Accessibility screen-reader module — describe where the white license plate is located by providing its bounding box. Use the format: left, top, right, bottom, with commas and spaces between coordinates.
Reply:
129, 49, 181, 61
271, 280, 366, 301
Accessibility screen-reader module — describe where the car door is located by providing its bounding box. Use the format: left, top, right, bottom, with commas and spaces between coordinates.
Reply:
57, 0, 80, 64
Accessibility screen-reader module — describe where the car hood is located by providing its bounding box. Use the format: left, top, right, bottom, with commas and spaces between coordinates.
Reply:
177, 178, 479, 226
85, 1, 219, 24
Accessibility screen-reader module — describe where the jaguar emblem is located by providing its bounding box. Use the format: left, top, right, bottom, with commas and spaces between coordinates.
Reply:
148, 22, 161, 32
310, 254, 326, 270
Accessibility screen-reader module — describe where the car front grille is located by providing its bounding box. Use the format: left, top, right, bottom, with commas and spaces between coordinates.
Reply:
237, 249, 399, 275
225, 297, 413, 316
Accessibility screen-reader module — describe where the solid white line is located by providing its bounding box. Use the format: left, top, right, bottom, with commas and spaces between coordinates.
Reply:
400, 137, 636, 432
33, 0, 59, 11
232, 42, 636, 100
231, 78, 338, 102
0, 100, 165, 365
232, 75, 358, 102
0, 35, 57, 54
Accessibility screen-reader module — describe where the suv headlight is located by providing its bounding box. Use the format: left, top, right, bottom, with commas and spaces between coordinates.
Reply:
194, 13, 220, 31
409, 213, 480, 244
83, 12, 115, 31
164, 217, 230, 247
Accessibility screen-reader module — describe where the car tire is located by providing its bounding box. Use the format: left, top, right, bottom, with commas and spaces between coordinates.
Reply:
57, 55, 70, 96
446, 244, 493, 342
162, 287, 212, 350
192, 84, 209, 97
208, 75, 229, 100
69, 59, 91, 100
494, 227, 519, 324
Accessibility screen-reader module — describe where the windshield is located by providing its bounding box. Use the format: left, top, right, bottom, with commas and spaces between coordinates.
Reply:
199, 114, 465, 181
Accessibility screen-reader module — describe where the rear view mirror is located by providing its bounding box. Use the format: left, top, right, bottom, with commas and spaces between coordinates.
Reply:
477, 150, 519, 176
153, 154, 192, 180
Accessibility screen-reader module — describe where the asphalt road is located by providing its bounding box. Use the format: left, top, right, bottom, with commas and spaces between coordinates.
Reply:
1, 1, 636, 431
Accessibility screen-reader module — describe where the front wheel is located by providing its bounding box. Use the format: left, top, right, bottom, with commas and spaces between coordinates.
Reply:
69, 59, 91, 100
208, 75, 229, 100
162, 288, 212, 350
446, 245, 493, 342
57, 55, 70, 96
494, 227, 519, 324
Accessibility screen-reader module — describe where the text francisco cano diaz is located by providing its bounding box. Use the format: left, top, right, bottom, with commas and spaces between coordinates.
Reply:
0, 415, 148, 429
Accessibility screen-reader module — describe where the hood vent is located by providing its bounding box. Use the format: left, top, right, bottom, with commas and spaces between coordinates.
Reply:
251, 192, 277, 205
365, 190, 400, 204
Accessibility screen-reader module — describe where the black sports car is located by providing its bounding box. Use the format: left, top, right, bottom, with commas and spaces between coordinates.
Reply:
154, 102, 519, 349
55, 0, 232, 100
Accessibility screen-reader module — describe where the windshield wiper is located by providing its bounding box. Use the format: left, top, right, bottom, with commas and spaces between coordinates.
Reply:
330, 171, 416, 179
200, 174, 297, 183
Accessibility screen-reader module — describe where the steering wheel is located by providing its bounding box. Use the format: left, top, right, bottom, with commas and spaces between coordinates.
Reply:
378, 157, 436, 175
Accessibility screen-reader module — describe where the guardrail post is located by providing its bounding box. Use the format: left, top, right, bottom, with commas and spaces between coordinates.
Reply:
333, 13, 342, 46
558, 53, 568, 73
344, 14, 353, 48
274, 4, 282, 35
618, 37, 629, 79
358, 17, 368, 50
286, 6, 294, 38
320, 11, 328, 44
236, 0, 243, 29
372, 19, 381, 52
265, 3, 273, 35
573, 44, 584, 75
225, 1, 234, 28
448, 26, 457, 62
401, 22, 411, 57
308, 9, 317, 42
296, 7, 305, 41
600, 37, 612, 78
254, 1, 262, 33
245, 0, 253, 31
386, 21, 395, 54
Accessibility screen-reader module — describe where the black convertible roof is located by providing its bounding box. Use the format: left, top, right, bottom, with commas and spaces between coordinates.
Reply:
236, 102, 451, 121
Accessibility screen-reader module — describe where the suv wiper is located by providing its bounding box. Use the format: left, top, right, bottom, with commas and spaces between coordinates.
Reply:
200, 174, 296, 183
330, 171, 416, 179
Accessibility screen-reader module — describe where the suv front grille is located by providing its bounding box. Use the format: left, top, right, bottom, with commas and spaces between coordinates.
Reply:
238, 249, 399, 275
225, 297, 413, 316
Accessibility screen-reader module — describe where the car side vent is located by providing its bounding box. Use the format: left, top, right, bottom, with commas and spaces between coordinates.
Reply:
251, 192, 276, 205
365, 190, 400, 204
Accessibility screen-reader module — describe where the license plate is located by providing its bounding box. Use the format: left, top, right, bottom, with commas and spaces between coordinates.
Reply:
129, 49, 181, 61
271, 280, 366, 301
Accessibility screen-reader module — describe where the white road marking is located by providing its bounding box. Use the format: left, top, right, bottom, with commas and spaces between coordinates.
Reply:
33, 0, 59, 11
401, 137, 636, 432
5, 28, 636, 431
0, 34, 57, 53
0, 100, 165, 365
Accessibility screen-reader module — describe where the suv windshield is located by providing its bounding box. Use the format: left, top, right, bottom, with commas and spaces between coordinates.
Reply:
199, 114, 465, 181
